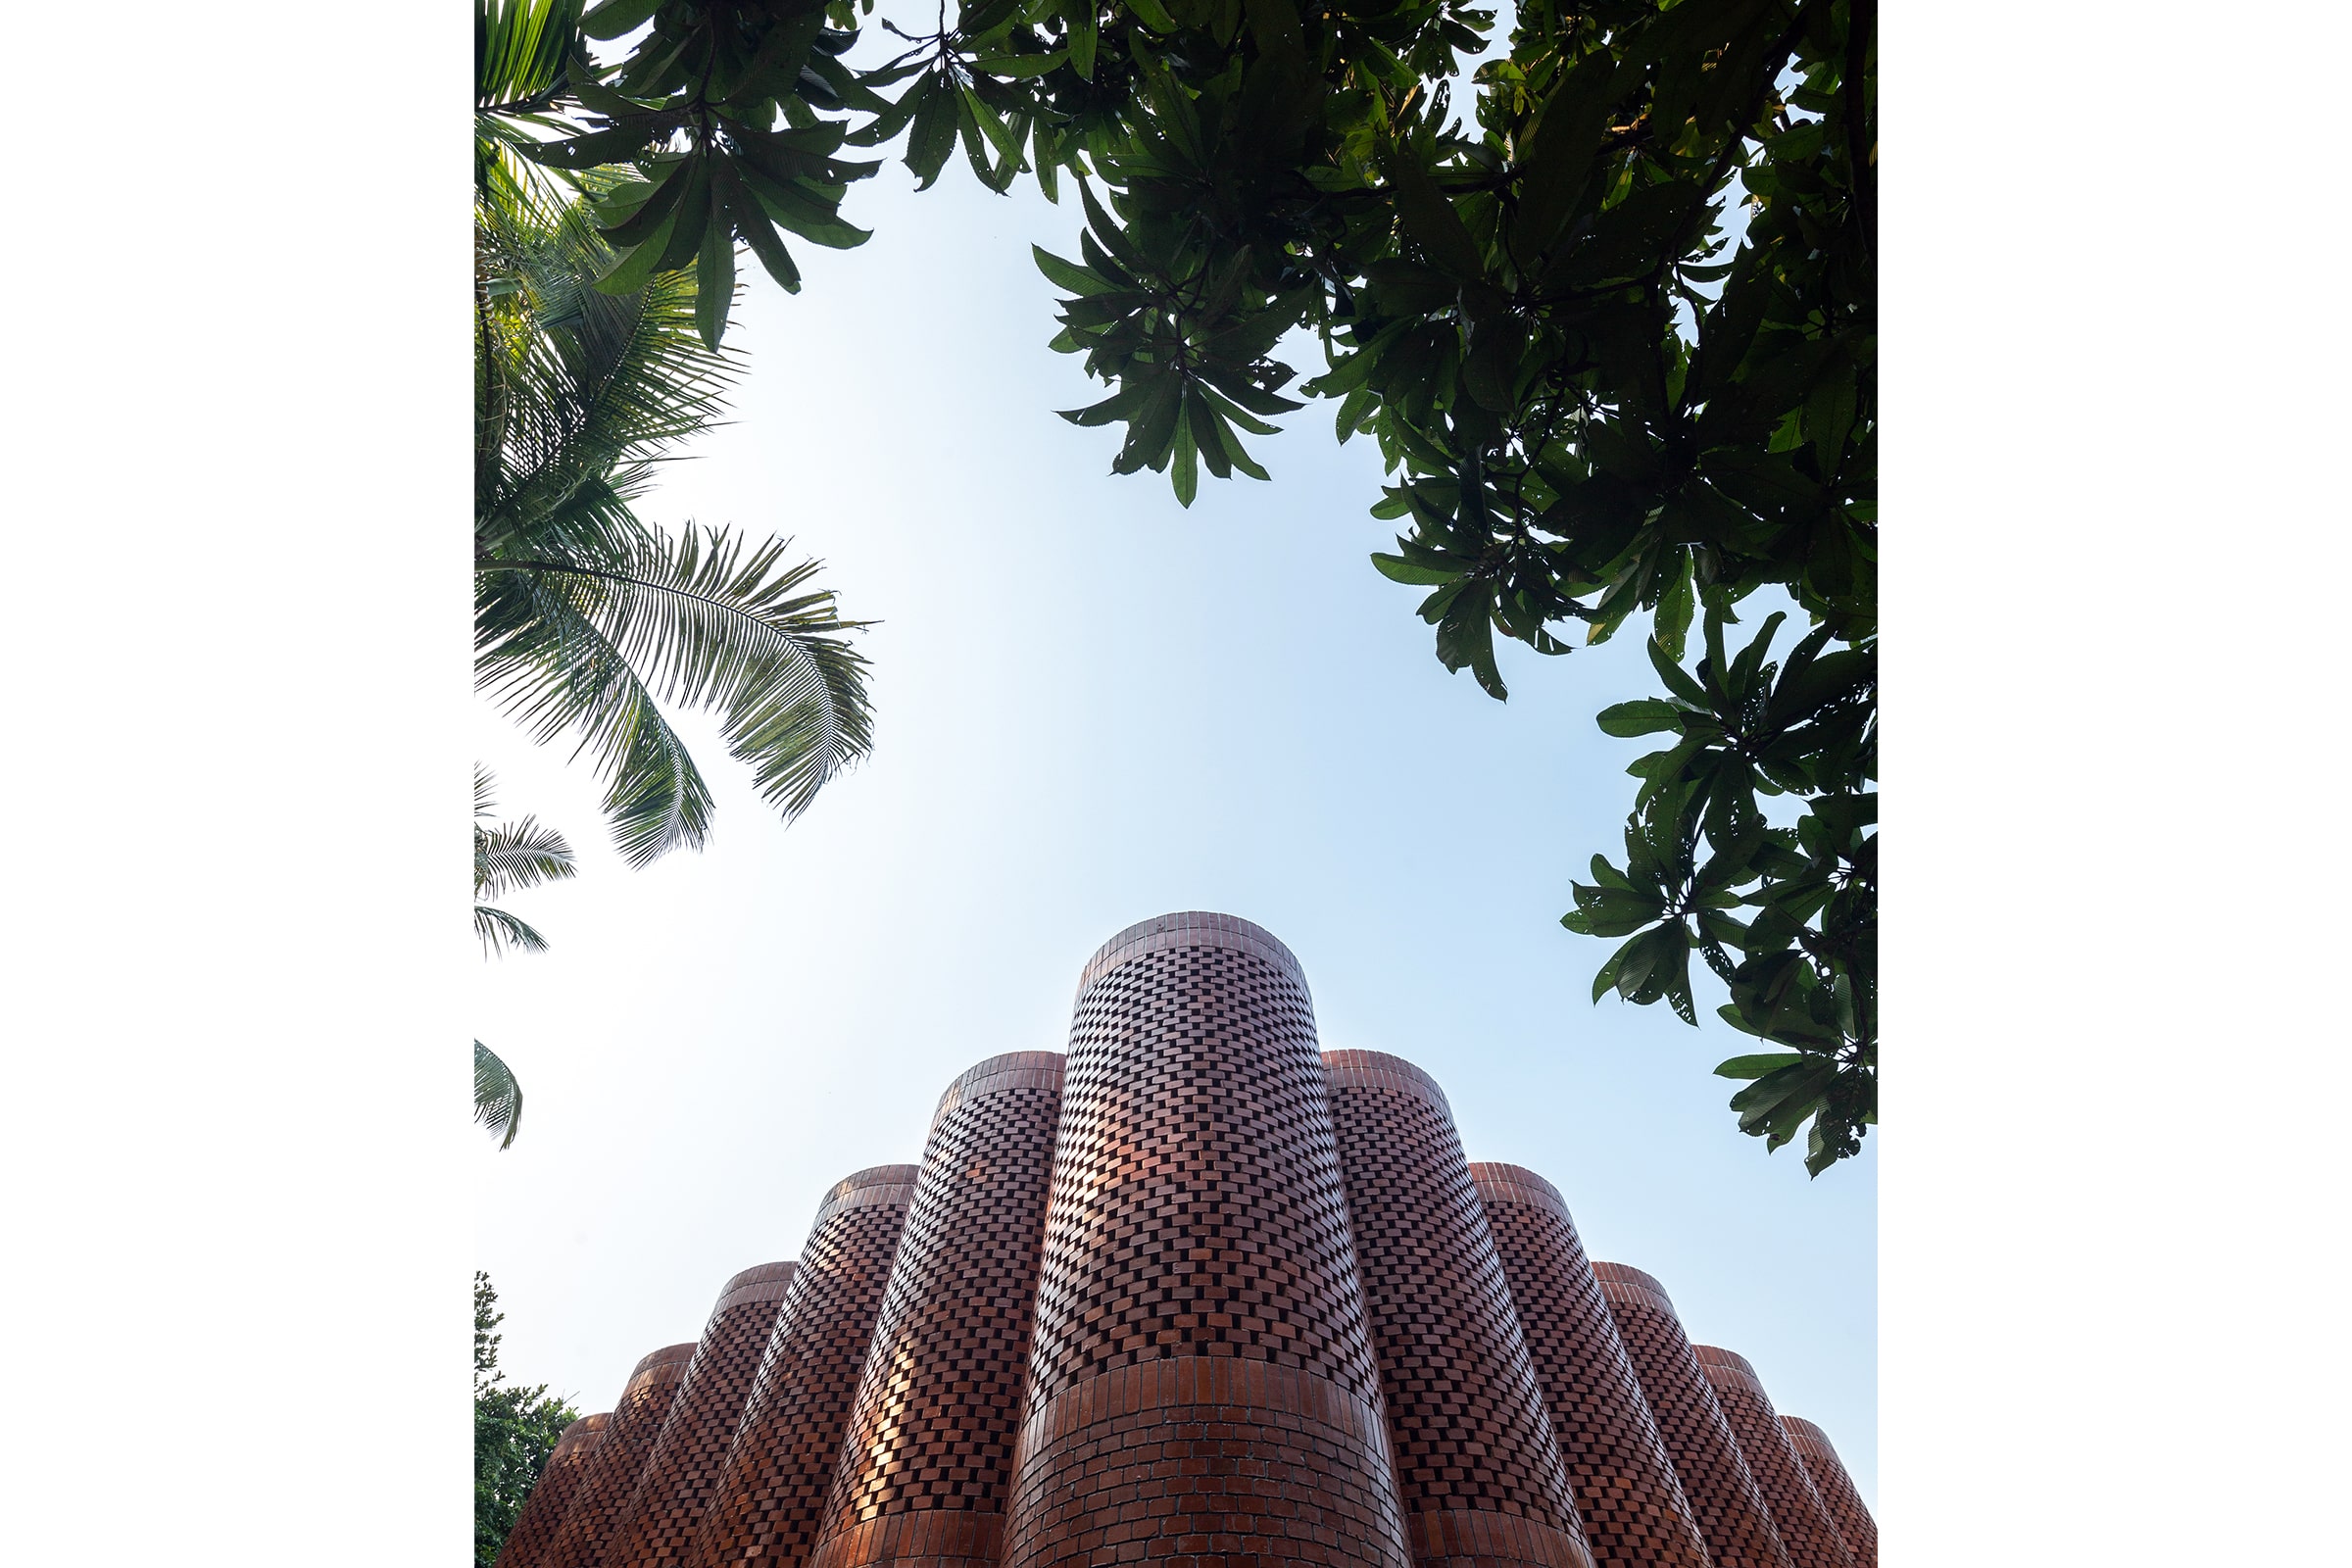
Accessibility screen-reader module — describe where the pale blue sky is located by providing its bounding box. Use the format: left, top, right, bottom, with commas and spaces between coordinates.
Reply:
472, 153, 1877, 1503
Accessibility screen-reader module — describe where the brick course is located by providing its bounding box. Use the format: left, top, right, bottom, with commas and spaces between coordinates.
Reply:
496, 1411, 610, 1568
603, 1263, 798, 1567
1779, 1418, 1874, 1568
1592, 1265, 1792, 1568
808, 1054, 1066, 1568
1323, 1053, 1592, 1568
999, 914, 1414, 1568
1470, 1167, 1711, 1568
686, 1166, 918, 1567
545, 1346, 698, 1568
1690, 1349, 1853, 1568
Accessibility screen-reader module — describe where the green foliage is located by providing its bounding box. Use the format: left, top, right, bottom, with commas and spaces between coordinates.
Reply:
476, 1273, 581, 1567
475, 0, 1876, 1171
474, 156, 875, 867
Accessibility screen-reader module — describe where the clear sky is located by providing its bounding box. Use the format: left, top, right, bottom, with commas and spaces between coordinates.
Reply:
471, 153, 1878, 1504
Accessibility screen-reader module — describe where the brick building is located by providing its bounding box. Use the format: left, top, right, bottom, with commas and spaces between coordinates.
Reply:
500, 912, 1872, 1568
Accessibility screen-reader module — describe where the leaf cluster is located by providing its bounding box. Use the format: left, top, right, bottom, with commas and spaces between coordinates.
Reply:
483, 0, 1877, 1169
475, 1272, 581, 1567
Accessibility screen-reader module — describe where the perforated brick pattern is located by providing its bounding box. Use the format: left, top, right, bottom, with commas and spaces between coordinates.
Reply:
1780, 1419, 1873, 1568
687, 1167, 918, 1568
545, 1346, 698, 1568
1324, 1054, 1591, 1568
603, 1263, 799, 1568
808, 1054, 1066, 1568
1593, 1265, 1790, 1568
1470, 1166, 1710, 1568
1000, 915, 1412, 1568
1690, 1350, 1852, 1568
496, 1412, 609, 1568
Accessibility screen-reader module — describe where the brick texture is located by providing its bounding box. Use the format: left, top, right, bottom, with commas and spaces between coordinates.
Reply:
999, 913, 1414, 1568
808, 1054, 1066, 1568
1470, 1166, 1710, 1568
1323, 1053, 1592, 1568
687, 1166, 919, 1568
1592, 1265, 1790, 1568
545, 1345, 698, 1568
1690, 1349, 1852, 1568
603, 1262, 799, 1568
1779, 1419, 1873, 1568
496, 1412, 610, 1568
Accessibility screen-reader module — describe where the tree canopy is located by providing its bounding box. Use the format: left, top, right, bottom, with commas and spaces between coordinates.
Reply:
476, 1272, 582, 1566
478, 0, 1875, 1172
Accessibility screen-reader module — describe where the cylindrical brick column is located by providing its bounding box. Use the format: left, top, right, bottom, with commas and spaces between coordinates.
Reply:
687, 1165, 919, 1568
603, 1262, 800, 1567
545, 1345, 699, 1568
495, 1411, 611, 1568
1000, 913, 1413, 1568
1690, 1349, 1853, 1568
1323, 1052, 1592, 1568
1780, 1419, 1874, 1568
1469, 1166, 1710, 1568
1592, 1264, 1790, 1568
808, 1053, 1066, 1568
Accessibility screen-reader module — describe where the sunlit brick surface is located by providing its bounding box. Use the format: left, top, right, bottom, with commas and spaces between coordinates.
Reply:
604, 1263, 799, 1568
1324, 1053, 1592, 1568
1471, 1167, 1711, 1568
1593, 1265, 1791, 1568
545, 916, 1873, 1568
1780, 1418, 1874, 1568
808, 1054, 1066, 1568
496, 1411, 609, 1568
1690, 1349, 1852, 1568
1000, 913, 1413, 1568
687, 1166, 918, 1568
545, 1345, 697, 1568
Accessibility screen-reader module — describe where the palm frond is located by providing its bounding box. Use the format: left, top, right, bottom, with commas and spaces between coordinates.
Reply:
476, 176, 736, 564
475, 817, 579, 903
474, 762, 499, 818
474, 1040, 525, 1150
477, 561, 718, 863
477, 523, 873, 863
477, 0, 579, 112
477, 904, 551, 957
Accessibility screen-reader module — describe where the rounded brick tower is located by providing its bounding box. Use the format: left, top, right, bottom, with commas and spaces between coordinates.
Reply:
1469, 1166, 1710, 1568
1592, 1264, 1790, 1568
495, 1411, 610, 1568
808, 1053, 1067, 1568
545, 1345, 699, 1568
687, 1166, 918, 1568
1779, 1419, 1873, 1568
603, 1262, 800, 1568
999, 913, 1414, 1568
1322, 1053, 1592, 1568
1690, 1349, 1853, 1568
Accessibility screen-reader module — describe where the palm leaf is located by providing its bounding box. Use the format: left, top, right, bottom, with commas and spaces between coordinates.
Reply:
474, 1040, 526, 1150
477, 524, 871, 863
475, 817, 579, 902
477, 904, 551, 957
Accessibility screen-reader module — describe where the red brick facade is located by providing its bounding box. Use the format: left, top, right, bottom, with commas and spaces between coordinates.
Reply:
1592, 1265, 1792, 1568
808, 1054, 1066, 1568
1469, 1166, 1711, 1568
544, 1344, 697, 1568
510, 913, 1872, 1568
1690, 1349, 1853, 1568
1780, 1418, 1875, 1568
1323, 1052, 1592, 1568
687, 1166, 918, 1568
495, 1411, 608, 1568
604, 1263, 798, 1567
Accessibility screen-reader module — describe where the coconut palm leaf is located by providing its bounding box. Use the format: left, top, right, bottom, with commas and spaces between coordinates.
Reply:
476, 904, 552, 957
478, 524, 870, 864
475, 817, 579, 903
474, 1040, 526, 1150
